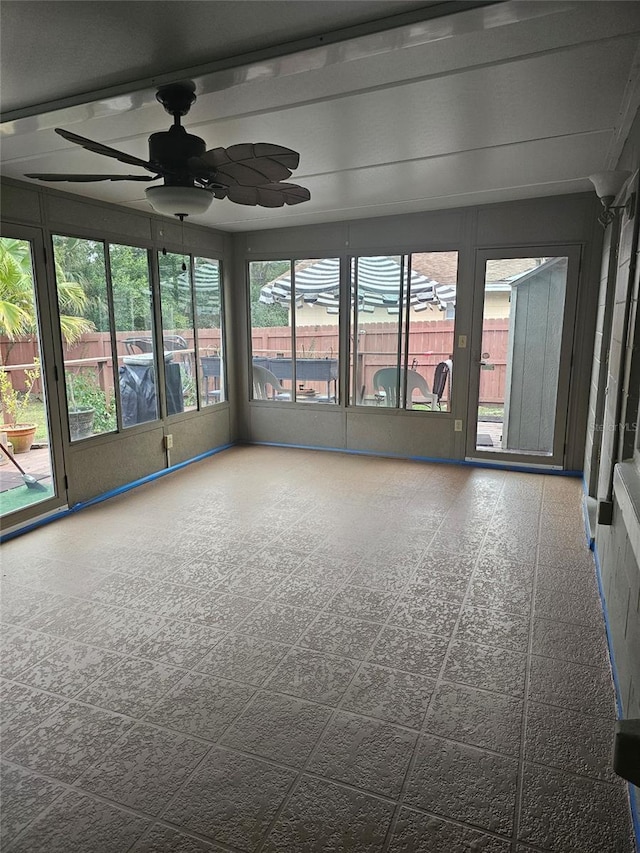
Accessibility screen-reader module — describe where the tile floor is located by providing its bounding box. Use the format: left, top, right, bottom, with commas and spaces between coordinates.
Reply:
0, 445, 636, 852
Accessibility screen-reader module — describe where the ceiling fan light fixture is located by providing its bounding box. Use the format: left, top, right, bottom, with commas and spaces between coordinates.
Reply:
588, 170, 630, 200
26, 84, 308, 214
145, 185, 213, 219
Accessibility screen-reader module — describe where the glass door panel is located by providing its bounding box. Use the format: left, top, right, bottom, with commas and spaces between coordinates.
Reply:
0, 235, 62, 523
294, 258, 339, 403
350, 253, 457, 410
350, 255, 405, 406
110, 243, 159, 428
52, 236, 117, 440
194, 257, 224, 407
158, 252, 195, 414
469, 250, 577, 466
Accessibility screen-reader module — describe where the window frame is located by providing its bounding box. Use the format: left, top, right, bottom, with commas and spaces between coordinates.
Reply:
193, 255, 226, 408
247, 257, 341, 405
350, 250, 459, 413
50, 230, 227, 445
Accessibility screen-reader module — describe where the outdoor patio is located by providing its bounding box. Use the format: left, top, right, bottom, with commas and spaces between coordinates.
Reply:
476, 420, 504, 450
0, 445, 54, 516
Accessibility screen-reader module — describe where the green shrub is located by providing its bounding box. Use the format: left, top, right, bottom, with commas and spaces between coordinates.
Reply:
65, 370, 116, 432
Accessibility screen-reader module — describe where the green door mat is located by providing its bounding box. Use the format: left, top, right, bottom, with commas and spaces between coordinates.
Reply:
1, 483, 54, 515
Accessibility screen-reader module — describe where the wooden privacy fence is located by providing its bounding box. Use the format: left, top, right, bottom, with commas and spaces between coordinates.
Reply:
2, 320, 509, 403
0, 331, 223, 396
252, 319, 509, 403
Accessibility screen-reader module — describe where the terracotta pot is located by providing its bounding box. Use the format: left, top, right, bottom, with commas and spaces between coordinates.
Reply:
1, 424, 37, 454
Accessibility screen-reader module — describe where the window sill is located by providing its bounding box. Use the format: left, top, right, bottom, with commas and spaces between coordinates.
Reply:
613, 461, 640, 569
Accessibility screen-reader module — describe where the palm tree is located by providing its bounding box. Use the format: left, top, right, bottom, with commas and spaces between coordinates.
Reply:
0, 239, 34, 340
0, 237, 94, 344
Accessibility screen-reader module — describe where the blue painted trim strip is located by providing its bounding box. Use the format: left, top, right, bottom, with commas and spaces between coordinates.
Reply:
3, 440, 578, 543
592, 541, 640, 851
243, 440, 583, 477
581, 476, 595, 550
0, 442, 235, 543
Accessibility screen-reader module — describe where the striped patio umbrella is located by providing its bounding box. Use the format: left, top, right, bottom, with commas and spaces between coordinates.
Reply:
259, 256, 456, 314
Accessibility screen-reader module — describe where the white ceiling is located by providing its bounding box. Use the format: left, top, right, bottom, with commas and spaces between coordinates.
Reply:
2, 1, 640, 232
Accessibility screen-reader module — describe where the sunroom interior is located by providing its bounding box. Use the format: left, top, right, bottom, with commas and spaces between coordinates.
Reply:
1, 1, 640, 851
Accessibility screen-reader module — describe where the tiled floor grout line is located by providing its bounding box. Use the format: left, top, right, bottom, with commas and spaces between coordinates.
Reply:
2, 758, 161, 853
9, 591, 610, 671
376, 480, 516, 848
2, 754, 251, 853
249, 491, 463, 853
510, 486, 544, 853
380, 481, 512, 851
5, 684, 224, 823
0, 630, 132, 725
248, 592, 425, 847
2, 460, 629, 852
3, 627, 268, 845
139, 543, 384, 848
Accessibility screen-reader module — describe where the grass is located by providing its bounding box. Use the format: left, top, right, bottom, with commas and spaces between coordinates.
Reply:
478, 405, 504, 418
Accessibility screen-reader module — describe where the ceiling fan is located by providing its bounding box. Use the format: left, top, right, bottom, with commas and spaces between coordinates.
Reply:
25, 81, 310, 219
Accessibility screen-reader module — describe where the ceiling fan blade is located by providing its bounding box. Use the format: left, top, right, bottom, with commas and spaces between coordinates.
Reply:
224, 182, 310, 207
25, 173, 156, 182
192, 143, 300, 186
191, 156, 291, 186
201, 143, 300, 170
267, 182, 311, 205
226, 143, 300, 170
55, 128, 156, 171
218, 160, 292, 186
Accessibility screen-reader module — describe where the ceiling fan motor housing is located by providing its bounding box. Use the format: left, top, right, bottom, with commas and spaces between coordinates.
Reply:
149, 126, 206, 186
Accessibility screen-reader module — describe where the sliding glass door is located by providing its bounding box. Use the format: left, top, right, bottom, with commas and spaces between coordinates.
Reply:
0, 227, 66, 530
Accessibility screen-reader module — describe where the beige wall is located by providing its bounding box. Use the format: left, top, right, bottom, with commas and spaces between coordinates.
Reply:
1, 179, 601, 507
583, 100, 640, 809
0, 179, 233, 516
483, 291, 511, 319
235, 193, 601, 469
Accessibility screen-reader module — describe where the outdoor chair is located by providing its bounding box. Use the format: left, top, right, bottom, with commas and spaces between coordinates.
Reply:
124, 335, 188, 355
432, 360, 451, 409
372, 367, 438, 409
252, 364, 291, 400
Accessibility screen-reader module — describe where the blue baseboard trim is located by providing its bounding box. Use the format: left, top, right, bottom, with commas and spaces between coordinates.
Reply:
243, 440, 583, 477
2, 440, 580, 543
0, 442, 236, 543
0, 439, 586, 542
592, 542, 640, 851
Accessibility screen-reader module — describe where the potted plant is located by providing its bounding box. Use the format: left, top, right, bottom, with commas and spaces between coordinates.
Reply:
65, 370, 115, 440
0, 359, 40, 453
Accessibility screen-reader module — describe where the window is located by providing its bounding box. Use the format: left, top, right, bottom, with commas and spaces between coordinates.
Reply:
351, 252, 457, 411
52, 237, 225, 442
157, 251, 226, 415
110, 243, 159, 428
158, 252, 196, 414
53, 236, 117, 440
249, 258, 339, 403
194, 257, 225, 406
